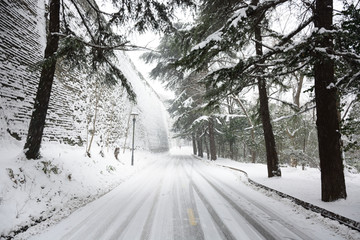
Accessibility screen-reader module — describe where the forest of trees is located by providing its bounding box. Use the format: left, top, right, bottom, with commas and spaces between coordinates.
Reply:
19, 0, 359, 203
143, 0, 360, 202
23, 0, 193, 159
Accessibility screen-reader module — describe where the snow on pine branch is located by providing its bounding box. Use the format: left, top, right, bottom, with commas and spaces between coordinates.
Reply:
191, 30, 223, 51
213, 113, 247, 122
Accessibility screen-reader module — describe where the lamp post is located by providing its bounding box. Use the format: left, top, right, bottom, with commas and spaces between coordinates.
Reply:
130, 112, 138, 166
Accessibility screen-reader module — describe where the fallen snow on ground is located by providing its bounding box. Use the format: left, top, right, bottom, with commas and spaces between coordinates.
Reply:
172, 146, 360, 223
1, 144, 359, 239
0, 138, 159, 238
210, 155, 360, 223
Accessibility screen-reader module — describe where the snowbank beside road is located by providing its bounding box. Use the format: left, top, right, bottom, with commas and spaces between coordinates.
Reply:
213, 158, 360, 223
1, 144, 359, 238
0, 139, 159, 238
173, 145, 360, 224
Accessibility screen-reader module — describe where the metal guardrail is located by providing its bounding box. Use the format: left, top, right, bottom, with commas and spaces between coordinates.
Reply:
217, 164, 360, 232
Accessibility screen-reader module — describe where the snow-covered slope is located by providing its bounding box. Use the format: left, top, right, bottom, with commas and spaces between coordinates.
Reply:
115, 52, 169, 152
0, 138, 165, 238
0, 1, 170, 236
0, 0, 169, 152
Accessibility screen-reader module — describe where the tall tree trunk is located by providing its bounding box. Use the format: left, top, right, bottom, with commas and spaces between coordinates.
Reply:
204, 133, 210, 159
217, 140, 222, 158
251, 150, 256, 164
303, 122, 307, 153
192, 133, 197, 155
243, 142, 246, 160
24, 0, 60, 159
229, 140, 234, 159
252, 0, 281, 177
221, 142, 225, 158
232, 95, 256, 162
197, 133, 203, 158
314, 0, 346, 201
208, 117, 217, 160
122, 108, 133, 154
293, 73, 304, 108
86, 88, 100, 157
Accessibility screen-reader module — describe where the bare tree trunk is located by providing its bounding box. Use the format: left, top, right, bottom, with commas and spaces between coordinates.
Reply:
209, 117, 217, 160
303, 122, 307, 153
217, 140, 222, 158
293, 73, 304, 108
229, 140, 235, 160
252, 0, 281, 177
251, 150, 256, 164
123, 109, 133, 154
204, 133, 210, 159
197, 133, 203, 158
314, 0, 346, 201
86, 88, 100, 157
221, 142, 225, 158
243, 142, 246, 160
24, 0, 60, 159
232, 95, 257, 163
192, 133, 197, 155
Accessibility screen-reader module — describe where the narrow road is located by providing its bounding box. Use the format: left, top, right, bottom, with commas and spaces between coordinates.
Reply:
31, 153, 346, 240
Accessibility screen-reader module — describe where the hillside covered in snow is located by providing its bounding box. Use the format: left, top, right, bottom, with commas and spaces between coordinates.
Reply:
0, 0, 170, 237
0, 0, 169, 153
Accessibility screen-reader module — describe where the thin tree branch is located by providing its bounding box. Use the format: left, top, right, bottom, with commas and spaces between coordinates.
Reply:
69, 0, 96, 42
53, 32, 158, 52
269, 96, 300, 111
342, 99, 356, 121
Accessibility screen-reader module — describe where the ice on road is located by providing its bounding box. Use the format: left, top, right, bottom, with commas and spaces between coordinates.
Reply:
31, 152, 348, 240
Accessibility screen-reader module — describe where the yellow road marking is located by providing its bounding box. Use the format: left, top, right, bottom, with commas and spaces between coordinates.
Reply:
187, 208, 197, 226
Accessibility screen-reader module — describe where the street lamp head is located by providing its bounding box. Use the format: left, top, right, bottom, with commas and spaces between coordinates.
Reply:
130, 112, 139, 119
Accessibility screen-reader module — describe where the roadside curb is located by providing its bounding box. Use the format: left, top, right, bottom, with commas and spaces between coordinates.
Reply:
215, 163, 360, 232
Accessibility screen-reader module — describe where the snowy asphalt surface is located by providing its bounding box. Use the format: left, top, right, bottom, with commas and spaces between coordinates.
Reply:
29, 153, 350, 240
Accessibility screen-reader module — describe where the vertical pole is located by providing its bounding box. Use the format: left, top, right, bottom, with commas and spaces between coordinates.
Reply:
131, 116, 136, 166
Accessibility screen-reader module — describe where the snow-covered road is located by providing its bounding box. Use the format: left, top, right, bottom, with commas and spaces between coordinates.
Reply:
30, 153, 349, 240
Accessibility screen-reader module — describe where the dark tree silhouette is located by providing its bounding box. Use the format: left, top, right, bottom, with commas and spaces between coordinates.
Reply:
24, 0, 60, 159
314, 0, 347, 201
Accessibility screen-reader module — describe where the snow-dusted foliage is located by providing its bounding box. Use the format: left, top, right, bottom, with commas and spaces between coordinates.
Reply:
0, 0, 169, 152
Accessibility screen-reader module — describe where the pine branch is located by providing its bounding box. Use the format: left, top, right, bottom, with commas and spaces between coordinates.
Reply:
85, 0, 112, 16
253, 60, 311, 78
53, 33, 157, 52
205, 16, 314, 97
244, 104, 316, 130
69, 0, 96, 42
251, 38, 276, 51
268, 96, 300, 112
104, 57, 136, 102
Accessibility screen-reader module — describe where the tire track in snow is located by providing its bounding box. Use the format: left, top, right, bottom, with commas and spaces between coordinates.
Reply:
181, 157, 236, 240
57, 160, 168, 240
191, 157, 314, 240
176, 157, 205, 240
106, 179, 164, 240
191, 181, 237, 240
201, 170, 314, 240
140, 159, 177, 240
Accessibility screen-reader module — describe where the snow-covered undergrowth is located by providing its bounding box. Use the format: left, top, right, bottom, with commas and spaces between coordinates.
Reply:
0, 138, 158, 238
213, 157, 360, 223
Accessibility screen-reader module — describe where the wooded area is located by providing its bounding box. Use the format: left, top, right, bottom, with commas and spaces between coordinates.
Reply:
143, 0, 360, 201
7, 0, 359, 202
